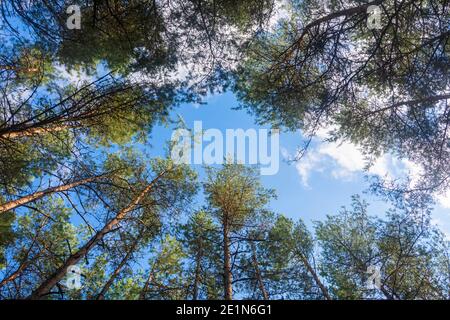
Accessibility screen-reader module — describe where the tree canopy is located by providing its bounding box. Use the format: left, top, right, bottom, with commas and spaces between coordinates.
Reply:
0, 0, 449, 301
234, 0, 450, 194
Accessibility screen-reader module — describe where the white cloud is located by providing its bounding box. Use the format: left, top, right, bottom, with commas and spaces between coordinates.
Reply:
294, 138, 380, 185
295, 151, 325, 187
280, 146, 290, 160
436, 189, 450, 209
319, 141, 366, 178
268, 0, 290, 30
290, 131, 449, 208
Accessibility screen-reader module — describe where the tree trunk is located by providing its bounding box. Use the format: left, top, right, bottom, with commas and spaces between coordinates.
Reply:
96, 234, 142, 300
0, 174, 108, 214
28, 170, 167, 299
0, 260, 32, 288
1, 124, 77, 139
250, 241, 269, 300
0, 217, 49, 288
139, 269, 155, 300
192, 241, 203, 300
296, 249, 331, 300
223, 217, 232, 300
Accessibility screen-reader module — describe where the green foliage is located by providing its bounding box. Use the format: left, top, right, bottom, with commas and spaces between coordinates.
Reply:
204, 163, 275, 230
315, 196, 377, 299
179, 210, 222, 299
144, 235, 187, 299
234, 0, 450, 193
0, 210, 15, 269
244, 213, 321, 299
315, 195, 450, 299
58, 1, 171, 74
0, 0, 449, 301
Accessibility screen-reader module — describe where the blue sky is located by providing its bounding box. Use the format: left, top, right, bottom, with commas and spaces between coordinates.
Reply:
146, 91, 450, 237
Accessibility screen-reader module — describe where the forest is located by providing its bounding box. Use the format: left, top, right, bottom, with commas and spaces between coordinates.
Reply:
0, 0, 449, 300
